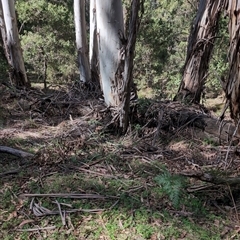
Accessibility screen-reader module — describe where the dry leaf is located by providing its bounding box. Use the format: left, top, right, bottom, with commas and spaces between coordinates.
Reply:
18, 219, 35, 228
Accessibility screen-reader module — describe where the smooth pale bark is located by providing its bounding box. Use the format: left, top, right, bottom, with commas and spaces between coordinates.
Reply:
224, 1, 240, 123
96, 0, 125, 106
74, 0, 90, 83
1, 0, 29, 87
96, 0, 140, 133
89, 0, 99, 85
175, 0, 223, 103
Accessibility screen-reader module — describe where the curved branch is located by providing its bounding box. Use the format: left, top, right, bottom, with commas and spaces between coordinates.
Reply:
0, 146, 34, 158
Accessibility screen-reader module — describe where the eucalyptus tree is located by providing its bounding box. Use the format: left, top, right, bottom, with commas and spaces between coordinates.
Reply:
89, 0, 99, 85
175, 0, 223, 103
223, 1, 240, 123
95, 0, 141, 133
0, 0, 29, 87
74, 0, 90, 83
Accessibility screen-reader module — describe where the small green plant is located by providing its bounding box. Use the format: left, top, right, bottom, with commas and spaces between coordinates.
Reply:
203, 137, 218, 146
155, 170, 187, 208
137, 98, 151, 115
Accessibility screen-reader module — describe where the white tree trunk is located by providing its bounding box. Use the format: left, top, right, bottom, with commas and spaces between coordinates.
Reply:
74, 0, 90, 83
96, 0, 125, 106
89, 0, 99, 85
1, 0, 29, 87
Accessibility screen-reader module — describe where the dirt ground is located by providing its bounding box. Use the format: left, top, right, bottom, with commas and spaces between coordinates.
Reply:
1, 84, 240, 239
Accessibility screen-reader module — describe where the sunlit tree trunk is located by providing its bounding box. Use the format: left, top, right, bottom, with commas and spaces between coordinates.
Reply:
1, 0, 29, 87
175, 0, 223, 103
96, 0, 140, 133
96, 0, 125, 106
224, 1, 240, 123
74, 0, 90, 83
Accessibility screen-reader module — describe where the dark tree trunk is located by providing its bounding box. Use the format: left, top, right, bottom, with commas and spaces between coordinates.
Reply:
121, 0, 141, 133
175, 0, 223, 103
224, 1, 240, 125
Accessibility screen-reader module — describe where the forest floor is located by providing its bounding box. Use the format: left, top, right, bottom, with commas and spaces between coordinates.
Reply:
1, 84, 240, 240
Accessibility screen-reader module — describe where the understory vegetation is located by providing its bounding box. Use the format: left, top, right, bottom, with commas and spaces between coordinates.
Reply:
1, 0, 240, 239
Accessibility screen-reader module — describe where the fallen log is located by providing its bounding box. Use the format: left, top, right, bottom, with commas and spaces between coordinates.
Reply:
0, 146, 34, 158
203, 117, 239, 143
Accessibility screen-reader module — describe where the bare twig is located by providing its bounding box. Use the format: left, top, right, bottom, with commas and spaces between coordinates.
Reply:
228, 184, 239, 222
0, 168, 21, 177
16, 226, 56, 232
19, 193, 112, 199
54, 200, 66, 226
224, 119, 240, 169
31, 201, 104, 217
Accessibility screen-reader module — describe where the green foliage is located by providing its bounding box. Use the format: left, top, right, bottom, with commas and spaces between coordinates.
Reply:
12, 0, 229, 99
0, 43, 8, 81
134, 0, 194, 98
133, 0, 229, 99
203, 137, 219, 146
155, 170, 187, 208
207, 14, 229, 97
137, 98, 151, 115
16, 0, 76, 84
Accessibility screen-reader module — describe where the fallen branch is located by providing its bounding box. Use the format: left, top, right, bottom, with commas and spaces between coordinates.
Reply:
19, 193, 118, 199
54, 200, 66, 226
181, 170, 240, 185
0, 168, 21, 177
16, 226, 56, 232
30, 200, 104, 218
0, 146, 34, 158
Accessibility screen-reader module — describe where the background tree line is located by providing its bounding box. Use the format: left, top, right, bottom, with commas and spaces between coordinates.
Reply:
0, 0, 232, 128
1, 0, 227, 96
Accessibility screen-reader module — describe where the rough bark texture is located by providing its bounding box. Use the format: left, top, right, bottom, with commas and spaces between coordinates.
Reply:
74, 0, 91, 83
1, 0, 29, 87
96, 0, 140, 133
224, 1, 240, 124
121, 0, 141, 133
175, 0, 223, 103
89, 0, 99, 86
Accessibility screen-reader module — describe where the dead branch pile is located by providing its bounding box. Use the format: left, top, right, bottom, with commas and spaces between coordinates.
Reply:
138, 100, 239, 144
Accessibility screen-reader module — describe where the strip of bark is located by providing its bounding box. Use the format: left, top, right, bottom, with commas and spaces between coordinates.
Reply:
0, 168, 21, 177
16, 226, 56, 232
19, 193, 118, 199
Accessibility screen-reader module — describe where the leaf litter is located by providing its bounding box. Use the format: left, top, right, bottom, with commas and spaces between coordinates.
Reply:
1, 84, 240, 238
